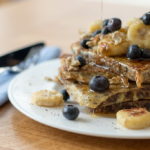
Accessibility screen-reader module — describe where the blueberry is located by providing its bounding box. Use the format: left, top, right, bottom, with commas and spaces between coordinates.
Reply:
141, 12, 150, 25
89, 76, 109, 92
103, 19, 109, 27
107, 18, 121, 32
63, 105, 79, 120
141, 48, 150, 58
76, 55, 86, 67
61, 89, 69, 101
92, 29, 101, 37
101, 27, 110, 35
80, 39, 90, 49
127, 45, 142, 59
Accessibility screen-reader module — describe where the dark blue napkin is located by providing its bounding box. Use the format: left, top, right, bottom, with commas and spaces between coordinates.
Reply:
0, 46, 61, 106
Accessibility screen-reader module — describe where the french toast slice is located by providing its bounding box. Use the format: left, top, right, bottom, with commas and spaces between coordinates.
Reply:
59, 55, 129, 87
61, 80, 150, 113
72, 42, 150, 88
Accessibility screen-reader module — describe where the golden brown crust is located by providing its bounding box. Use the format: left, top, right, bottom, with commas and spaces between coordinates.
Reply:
71, 42, 150, 87
59, 55, 129, 87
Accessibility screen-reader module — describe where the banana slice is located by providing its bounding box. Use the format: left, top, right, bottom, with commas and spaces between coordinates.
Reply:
116, 108, 150, 129
97, 29, 129, 56
89, 20, 103, 33
126, 18, 138, 27
127, 18, 150, 49
32, 90, 64, 107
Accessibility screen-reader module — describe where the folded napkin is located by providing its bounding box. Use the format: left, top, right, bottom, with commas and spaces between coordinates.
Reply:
0, 46, 61, 106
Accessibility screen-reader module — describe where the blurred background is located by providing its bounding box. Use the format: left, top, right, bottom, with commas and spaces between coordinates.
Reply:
0, 0, 149, 54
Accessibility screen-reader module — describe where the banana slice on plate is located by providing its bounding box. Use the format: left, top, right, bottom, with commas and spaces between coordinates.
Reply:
127, 18, 150, 49
32, 90, 64, 107
116, 108, 150, 129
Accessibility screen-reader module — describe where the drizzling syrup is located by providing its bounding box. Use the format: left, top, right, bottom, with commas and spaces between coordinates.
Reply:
100, 0, 103, 21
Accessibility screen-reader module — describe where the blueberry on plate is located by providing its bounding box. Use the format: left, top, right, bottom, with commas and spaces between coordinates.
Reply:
141, 48, 150, 58
101, 27, 110, 35
141, 12, 150, 25
76, 55, 86, 67
92, 29, 101, 37
107, 18, 121, 32
89, 75, 109, 92
127, 45, 142, 59
103, 19, 109, 27
80, 39, 90, 49
61, 89, 69, 101
63, 105, 79, 120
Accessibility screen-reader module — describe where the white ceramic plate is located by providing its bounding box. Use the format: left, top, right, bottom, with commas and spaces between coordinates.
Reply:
8, 59, 150, 139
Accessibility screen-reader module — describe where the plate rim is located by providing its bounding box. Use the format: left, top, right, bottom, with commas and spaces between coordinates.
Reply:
8, 58, 150, 139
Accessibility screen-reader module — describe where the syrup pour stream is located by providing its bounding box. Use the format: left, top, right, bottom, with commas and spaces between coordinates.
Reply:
100, 0, 103, 21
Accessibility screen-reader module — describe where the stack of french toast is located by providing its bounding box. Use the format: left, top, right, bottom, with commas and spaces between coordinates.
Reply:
58, 12, 150, 113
